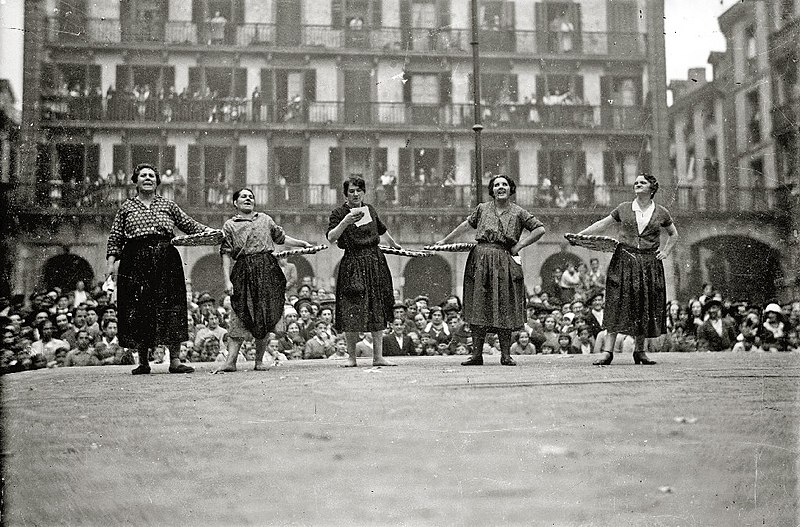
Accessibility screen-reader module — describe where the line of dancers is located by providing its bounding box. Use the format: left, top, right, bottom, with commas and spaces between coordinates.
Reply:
106, 163, 677, 375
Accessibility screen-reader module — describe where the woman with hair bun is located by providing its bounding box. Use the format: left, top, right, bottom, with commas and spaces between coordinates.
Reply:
106, 163, 214, 375
215, 187, 313, 372
575, 173, 679, 365
434, 174, 546, 366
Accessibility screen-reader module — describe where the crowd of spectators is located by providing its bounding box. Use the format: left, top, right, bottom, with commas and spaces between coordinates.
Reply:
3, 270, 798, 375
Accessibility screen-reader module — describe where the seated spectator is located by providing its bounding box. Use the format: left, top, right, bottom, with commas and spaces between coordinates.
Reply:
328, 335, 350, 361
355, 332, 373, 358
761, 303, 787, 351
198, 337, 218, 362
482, 334, 500, 355
194, 312, 227, 353
94, 318, 131, 365
28, 320, 70, 367
732, 335, 757, 353
571, 324, 594, 354
541, 315, 560, 351
383, 318, 415, 356
304, 320, 333, 359
510, 330, 537, 355
557, 333, 579, 354
423, 306, 450, 346
696, 299, 737, 351
787, 329, 800, 352
267, 337, 288, 364
64, 330, 99, 367
54, 312, 77, 349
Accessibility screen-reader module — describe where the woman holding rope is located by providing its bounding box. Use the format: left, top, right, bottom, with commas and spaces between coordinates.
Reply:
574, 173, 678, 365
215, 187, 313, 372
434, 174, 545, 366
327, 176, 401, 367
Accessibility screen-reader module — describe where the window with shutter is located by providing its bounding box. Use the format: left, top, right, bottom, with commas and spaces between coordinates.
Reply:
332, 0, 343, 27
112, 145, 128, 175
187, 145, 203, 205
329, 147, 342, 189
235, 146, 247, 190
86, 144, 100, 180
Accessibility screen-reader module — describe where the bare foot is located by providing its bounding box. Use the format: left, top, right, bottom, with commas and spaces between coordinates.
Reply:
213, 365, 237, 374
372, 359, 397, 367
253, 363, 271, 371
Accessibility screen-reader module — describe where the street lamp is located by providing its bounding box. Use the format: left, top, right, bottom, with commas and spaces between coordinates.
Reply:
470, 0, 483, 206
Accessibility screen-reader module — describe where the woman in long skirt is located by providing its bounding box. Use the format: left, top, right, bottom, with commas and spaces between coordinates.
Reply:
106, 163, 213, 375
576, 173, 679, 365
327, 176, 401, 367
215, 187, 312, 372
434, 174, 545, 366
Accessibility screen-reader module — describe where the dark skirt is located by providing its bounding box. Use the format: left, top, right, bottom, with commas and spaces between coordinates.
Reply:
335, 245, 394, 333
604, 243, 667, 338
230, 252, 286, 340
117, 236, 188, 349
463, 242, 526, 330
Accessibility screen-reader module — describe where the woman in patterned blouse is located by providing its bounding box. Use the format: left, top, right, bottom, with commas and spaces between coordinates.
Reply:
576, 173, 679, 366
106, 163, 213, 375
435, 174, 546, 366
215, 187, 312, 373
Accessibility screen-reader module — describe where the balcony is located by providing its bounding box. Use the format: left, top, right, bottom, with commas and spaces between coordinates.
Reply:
15, 182, 784, 216
39, 95, 648, 133
45, 18, 647, 59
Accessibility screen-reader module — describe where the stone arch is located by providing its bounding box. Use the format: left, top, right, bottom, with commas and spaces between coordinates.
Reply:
689, 235, 782, 305
41, 252, 94, 293
287, 255, 314, 283
539, 250, 584, 300
402, 255, 452, 306
190, 254, 224, 303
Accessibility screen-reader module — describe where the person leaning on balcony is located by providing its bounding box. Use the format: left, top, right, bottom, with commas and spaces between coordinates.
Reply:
575, 173, 679, 366
327, 176, 402, 367
433, 174, 546, 367
106, 163, 216, 375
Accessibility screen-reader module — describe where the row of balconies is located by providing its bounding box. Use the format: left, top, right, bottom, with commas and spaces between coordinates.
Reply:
48, 17, 647, 58
24, 181, 785, 215
39, 95, 647, 131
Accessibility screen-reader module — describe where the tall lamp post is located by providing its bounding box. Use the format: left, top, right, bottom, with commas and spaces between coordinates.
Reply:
470, 0, 483, 206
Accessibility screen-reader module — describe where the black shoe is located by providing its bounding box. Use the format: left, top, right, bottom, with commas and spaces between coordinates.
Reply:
592, 351, 613, 366
461, 356, 484, 366
168, 364, 195, 374
633, 351, 656, 365
131, 365, 151, 375
500, 356, 517, 366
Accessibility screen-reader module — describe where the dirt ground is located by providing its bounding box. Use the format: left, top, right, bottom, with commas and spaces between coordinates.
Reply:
1, 352, 798, 526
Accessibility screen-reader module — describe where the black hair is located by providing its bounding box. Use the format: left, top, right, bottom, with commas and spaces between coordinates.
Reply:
487, 174, 517, 198
343, 176, 366, 196
232, 187, 255, 204
639, 172, 659, 199
131, 163, 161, 186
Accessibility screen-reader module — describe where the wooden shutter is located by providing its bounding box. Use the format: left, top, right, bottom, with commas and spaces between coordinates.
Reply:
438, 0, 451, 28
86, 144, 100, 179
372, 0, 382, 28
374, 148, 388, 181
261, 69, 273, 120
602, 151, 614, 185
638, 151, 651, 176
163, 145, 176, 172
163, 67, 175, 92
332, 0, 343, 28
403, 72, 412, 103
115, 65, 129, 90
187, 145, 202, 205
188, 67, 202, 95
439, 72, 452, 103
600, 76, 610, 105
87, 65, 101, 90
304, 69, 317, 102
510, 149, 519, 181
192, 0, 205, 24
535, 3, 547, 52
443, 148, 455, 180
112, 144, 128, 174
508, 74, 518, 102
571, 3, 583, 52
502, 1, 515, 29
329, 147, 342, 189
400, 0, 411, 49
576, 151, 586, 182
398, 147, 411, 186
235, 146, 247, 190
536, 75, 545, 101
234, 69, 247, 98
537, 150, 548, 182
573, 75, 584, 100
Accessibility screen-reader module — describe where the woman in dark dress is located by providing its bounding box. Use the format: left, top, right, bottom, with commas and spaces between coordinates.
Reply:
576, 173, 679, 365
106, 163, 214, 375
434, 174, 545, 366
327, 176, 402, 367
215, 187, 312, 373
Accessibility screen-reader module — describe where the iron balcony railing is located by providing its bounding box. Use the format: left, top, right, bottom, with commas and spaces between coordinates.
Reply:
16, 182, 787, 215
39, 96, 648, 131
46, 18, 647, 57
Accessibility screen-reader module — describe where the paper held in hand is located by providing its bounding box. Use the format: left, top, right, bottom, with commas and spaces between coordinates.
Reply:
352, 206, 372, 227
102, 275, 115, 293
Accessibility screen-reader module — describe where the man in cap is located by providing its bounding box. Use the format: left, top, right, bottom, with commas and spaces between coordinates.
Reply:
696, 298, 736, 352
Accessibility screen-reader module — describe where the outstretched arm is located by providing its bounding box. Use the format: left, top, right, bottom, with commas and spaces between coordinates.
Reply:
381, 231, 402, 250
578, 215, 616, 236
283, 235, 313, 248
435, 220, 473, 245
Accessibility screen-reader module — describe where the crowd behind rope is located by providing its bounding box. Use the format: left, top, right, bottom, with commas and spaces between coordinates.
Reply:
2, 268, 798, 374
